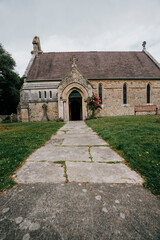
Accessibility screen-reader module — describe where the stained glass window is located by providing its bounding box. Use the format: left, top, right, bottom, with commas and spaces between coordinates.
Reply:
147, 84, 150, 103
99, 84, 102, 104
123, 83, 127, 104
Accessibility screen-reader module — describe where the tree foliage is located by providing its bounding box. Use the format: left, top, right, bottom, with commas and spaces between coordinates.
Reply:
0, 43, 23, 114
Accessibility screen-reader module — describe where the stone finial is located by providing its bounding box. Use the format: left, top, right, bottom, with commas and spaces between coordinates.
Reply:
142, 41, 146, 51
31, 36, 43, 55
71, 55, 78, 67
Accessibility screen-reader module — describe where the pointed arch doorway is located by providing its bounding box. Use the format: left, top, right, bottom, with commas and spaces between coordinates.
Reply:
69, 90, 82, 121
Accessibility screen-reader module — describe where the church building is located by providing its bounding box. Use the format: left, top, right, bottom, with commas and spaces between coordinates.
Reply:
17, 37, 160, 122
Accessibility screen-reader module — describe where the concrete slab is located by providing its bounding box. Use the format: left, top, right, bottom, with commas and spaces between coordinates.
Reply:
65, 131, 97, 136
1, 120, 160, 239
63, 132, 99, 138
14, 121, 142, 186
27, 147, 90, 162
66, 162, 144, 183
47, 138, 64, 145
63, 136, 108, 146
60, 121, 93, 132
0, 183, 160, 239
91, 146, 123, 162
15, 162, 65, 183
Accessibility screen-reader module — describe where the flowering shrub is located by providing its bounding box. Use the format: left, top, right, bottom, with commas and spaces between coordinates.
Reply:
87, 93, 102, 118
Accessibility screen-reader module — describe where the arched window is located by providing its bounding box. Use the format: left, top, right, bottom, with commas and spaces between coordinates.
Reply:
39, 91, 41, 98
99, 84, 102, 104
147, 84, 150, 104
44, 91, 47, 98
50, 91, 52, 98
123, 83, 127, 104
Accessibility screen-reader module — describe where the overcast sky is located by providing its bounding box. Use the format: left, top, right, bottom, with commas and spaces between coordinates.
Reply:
0, 0, 160, 76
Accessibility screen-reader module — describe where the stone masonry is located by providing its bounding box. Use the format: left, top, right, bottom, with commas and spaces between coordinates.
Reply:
17, 37, 160, 121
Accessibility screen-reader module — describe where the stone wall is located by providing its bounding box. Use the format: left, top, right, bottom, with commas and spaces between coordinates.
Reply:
18, 79, 160, 121
18, 82, 59, 122
29, 102, 58, 121
22, 89, 58, 103
21, 109, 29, 122
89, 80, 160, 116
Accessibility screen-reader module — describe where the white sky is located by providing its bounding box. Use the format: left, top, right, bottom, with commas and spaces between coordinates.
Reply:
0, 0, 160, 76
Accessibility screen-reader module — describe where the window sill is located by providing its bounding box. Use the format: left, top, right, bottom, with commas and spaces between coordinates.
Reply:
121, 104, 130, 107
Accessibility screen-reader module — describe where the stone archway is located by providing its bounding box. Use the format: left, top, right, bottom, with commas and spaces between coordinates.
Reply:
61, 84, 87, 121
69, 90, 82, 120
58, 63, 93, 121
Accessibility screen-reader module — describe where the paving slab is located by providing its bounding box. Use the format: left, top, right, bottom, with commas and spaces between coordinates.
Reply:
65, 132, 97, 137
1, 121, 160, 239
47, 137, 64, 145
15, 162, 65, 183
66, 162, 144, 183
63, 136, 108, 146
60, 121, 95, 132
0, 183, 160, 240
90, 146, 123, 162
27, 147, 90, 162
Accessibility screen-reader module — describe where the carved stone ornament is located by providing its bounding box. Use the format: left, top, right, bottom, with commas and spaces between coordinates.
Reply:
142, 41, 146, 50
42, 104, 49, 121
71, 55, 78, 67
31, 36, 43, 55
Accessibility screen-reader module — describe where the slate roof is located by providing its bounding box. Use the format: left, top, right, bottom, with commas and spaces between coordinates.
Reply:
27, 51, 160, 81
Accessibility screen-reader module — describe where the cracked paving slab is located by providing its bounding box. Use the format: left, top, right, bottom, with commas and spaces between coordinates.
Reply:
14, 162, 65, 183
27, 147, 91, 162
66, 162, 143, 183
90, 146, 123, 162
62, 136, 107, 146
15, 121, 143, 184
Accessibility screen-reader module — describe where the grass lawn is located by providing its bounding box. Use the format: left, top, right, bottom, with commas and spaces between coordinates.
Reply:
0, 121, 64, 192
86, 115, 160, 196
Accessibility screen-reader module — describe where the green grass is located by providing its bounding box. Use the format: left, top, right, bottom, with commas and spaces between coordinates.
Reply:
0, 121, 64, 192
86, 115, 160, 196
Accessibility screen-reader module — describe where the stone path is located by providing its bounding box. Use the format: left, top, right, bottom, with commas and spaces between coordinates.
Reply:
1, 121, 160, 239
15, 121, 143, 184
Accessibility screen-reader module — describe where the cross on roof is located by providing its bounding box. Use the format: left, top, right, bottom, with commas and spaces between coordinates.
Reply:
71, 55, 78, 67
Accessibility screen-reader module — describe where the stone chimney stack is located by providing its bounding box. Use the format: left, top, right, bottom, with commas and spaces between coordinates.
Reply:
31, 36, 43, 55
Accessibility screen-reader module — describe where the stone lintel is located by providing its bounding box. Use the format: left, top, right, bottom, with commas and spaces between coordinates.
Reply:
129, 87, 146, 89
22, 86, 58, 90
27, 99, 58, 103
104, 87, 122, 89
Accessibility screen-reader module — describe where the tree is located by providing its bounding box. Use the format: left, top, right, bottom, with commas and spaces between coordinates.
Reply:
0, 43, 23, 114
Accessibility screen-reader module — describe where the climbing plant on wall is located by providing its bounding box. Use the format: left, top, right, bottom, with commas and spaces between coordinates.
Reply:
87, 93, 102, 119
